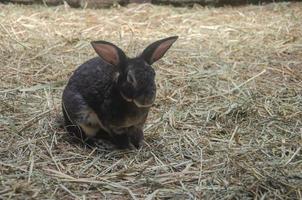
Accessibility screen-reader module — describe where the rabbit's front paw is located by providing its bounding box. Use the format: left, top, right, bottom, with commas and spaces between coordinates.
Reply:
111, 133, 131, 149
129, 128, 144, 149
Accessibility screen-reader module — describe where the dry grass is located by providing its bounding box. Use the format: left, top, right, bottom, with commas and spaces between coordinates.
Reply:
1, 2, 302, 199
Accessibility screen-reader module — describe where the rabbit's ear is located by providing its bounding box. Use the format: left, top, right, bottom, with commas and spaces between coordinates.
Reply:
141, 36, 178, 65
91, 41, 125, 66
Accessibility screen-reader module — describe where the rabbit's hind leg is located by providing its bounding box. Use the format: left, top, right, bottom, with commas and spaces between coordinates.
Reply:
77, 108, 102, 138
62, 104, 85, 140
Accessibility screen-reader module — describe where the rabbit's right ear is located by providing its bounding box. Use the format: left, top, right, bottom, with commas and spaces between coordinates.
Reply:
91, 41, 125, 67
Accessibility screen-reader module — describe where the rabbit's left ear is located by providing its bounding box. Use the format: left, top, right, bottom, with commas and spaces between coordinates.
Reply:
141, 36, 178, 65
91, 41, 125, 67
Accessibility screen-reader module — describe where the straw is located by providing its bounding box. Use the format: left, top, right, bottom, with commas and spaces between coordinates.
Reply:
0, 2, 301, 199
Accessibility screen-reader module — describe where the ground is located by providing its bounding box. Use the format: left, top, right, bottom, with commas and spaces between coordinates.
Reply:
0, 2, 302, 199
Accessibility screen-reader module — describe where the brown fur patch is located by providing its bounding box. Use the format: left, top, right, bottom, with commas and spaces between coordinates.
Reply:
77, 107, 110, 135
78, 123, 99, 137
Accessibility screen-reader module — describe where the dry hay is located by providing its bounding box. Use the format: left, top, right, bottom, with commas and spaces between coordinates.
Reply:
0, 2, 302, 199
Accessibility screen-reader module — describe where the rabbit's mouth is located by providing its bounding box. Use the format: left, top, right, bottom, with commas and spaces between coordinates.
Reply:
133, 100, 153, 108
120, 92, 133, 102
120, 92, 154, 108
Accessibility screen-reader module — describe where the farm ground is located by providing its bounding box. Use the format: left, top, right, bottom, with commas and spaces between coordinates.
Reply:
0, 2, 302, 199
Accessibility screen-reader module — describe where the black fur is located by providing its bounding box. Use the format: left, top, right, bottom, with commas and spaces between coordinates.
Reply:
62, 36, 178, 149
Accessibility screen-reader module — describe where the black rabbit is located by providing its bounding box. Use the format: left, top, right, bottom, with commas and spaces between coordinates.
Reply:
62, 36, 178, 149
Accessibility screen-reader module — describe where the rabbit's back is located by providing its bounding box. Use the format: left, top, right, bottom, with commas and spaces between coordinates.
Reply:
65, 57, 116, 107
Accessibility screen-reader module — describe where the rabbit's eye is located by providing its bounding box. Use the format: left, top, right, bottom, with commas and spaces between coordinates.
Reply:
127, 71, 137, 87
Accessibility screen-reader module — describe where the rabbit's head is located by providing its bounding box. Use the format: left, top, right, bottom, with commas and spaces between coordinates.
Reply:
91, 36, 178, 108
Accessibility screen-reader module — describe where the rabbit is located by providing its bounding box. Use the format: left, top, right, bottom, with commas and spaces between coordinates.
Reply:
62, 36, 178, 149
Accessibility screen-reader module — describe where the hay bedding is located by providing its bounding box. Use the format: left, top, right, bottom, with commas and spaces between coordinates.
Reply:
0, 2, 302, 199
